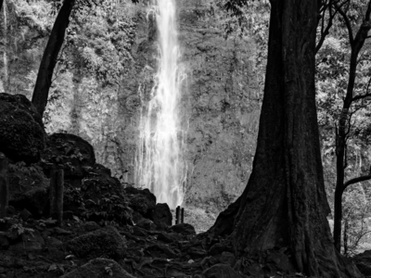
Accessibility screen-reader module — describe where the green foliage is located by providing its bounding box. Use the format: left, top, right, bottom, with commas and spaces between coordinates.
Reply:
44, 71, 74, 131
10, 222, 34, 237
13, 0, 55, 31
83, 193, 133, 225
80, 175, 134, 225
342, 182, 371, 255
42, 0, 139, 140
66, 0, 136, 85
64, 182, 133, 226
8, 161, 48, 192
209, 0, 270, 66
63, 185, 85, 214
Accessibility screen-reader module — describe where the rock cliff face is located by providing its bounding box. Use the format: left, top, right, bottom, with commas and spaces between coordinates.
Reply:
177, 1, 264, 211
1, 0, 266, 214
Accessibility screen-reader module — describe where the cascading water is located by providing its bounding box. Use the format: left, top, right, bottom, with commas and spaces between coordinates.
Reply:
2, 0, 8, 89
135, 0, 186, 209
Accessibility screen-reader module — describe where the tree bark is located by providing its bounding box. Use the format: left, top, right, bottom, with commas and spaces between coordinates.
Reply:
343, 219, 349, 256
31, 0, 75, 118
209, 1, 361, 277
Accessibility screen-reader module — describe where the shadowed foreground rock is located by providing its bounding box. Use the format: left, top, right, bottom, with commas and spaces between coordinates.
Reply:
8, 162, 49, 217
0, 93, 45, 163
66, 226, 127, 260
125, 187, 156, 218
170, 223, 196, 235
42, 133, 96, 181
61, 258, 136, 278
151, 203, 172, 227
203, 263, 243, 278
353, 250, 371, 277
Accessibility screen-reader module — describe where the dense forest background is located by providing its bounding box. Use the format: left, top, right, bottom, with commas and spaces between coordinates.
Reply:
0, 0, 370, 258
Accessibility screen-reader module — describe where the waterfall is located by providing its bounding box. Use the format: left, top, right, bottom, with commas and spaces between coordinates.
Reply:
135, 0, 186, 209
2, 0, 8, 90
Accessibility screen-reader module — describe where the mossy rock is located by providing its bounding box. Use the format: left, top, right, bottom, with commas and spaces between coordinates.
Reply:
42, 133, 96, 179
66, 226, 126, 260
0, 93, 45, 163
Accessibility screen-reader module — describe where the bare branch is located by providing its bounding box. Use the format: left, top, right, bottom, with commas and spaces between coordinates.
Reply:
343, 174, 371, 191
316, 0, 348, 53
352, 93, 370, 102
335, 1, 354, 43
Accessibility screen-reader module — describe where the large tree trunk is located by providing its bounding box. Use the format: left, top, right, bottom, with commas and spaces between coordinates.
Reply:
31, 0, 75, 118
208, 1, 361, 277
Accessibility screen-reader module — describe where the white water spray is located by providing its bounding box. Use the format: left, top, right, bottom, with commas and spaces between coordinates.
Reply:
135, 0, 186, 209
2, 0, 8, 88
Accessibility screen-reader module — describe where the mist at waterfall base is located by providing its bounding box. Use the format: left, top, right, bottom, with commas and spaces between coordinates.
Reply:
135, 0, 187, 210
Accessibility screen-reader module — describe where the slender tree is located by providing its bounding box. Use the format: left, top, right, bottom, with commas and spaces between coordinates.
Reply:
333, 0, 371, 252
31, 0, 75, 118
208, 0, 361, 276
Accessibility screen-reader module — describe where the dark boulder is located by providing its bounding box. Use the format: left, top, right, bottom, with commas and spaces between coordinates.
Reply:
136, 218, 156, 230
8, 162, 49, 217
42, 133, 96, 182
125, 187, 156, 218
66, 226, 127, 260
10, 186, 48, 217
81, 221, 101, 232
151, 203, 172, 227
81, 167, 124, 201
170, 223, 196, 235
0, 93, 45, 163
79, 167, 133, 225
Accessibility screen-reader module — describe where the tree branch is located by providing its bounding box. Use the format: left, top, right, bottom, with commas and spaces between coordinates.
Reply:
343, 174, 371, 191
335, 1, 353, 43
352, 93, 370, 102
352, 77, 371, 102
316, 0, 348, 53
352, 1, 371, 55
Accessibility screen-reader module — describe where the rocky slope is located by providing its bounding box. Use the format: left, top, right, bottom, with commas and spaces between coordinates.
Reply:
0, 93, 371, 278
